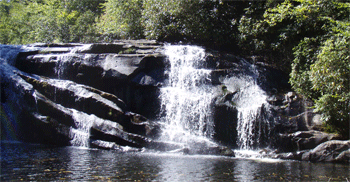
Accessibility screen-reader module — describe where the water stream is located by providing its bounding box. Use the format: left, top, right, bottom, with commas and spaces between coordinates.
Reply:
222, 63, 272, 150
69, 110, 94, 148
160, 45, 273, 153
159, 45, 216, 148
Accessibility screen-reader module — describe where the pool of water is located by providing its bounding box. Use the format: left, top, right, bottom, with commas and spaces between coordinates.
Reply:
1, 141, 349, 181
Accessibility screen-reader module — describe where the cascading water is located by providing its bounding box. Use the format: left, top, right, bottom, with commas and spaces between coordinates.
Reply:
159, 45, 216, 147
222, 61, 272, 152
160, 45, 273, 153
54, 54, 72, 101
2, 43, 274, 154
54, 55, 68, 79
69, 110, 94, 148
54, 53, 94, 148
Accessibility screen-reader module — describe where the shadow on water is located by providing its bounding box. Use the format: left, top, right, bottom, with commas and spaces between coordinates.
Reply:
1, 142, 349, 181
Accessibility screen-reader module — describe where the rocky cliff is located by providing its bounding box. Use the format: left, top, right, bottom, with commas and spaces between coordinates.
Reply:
1, 40, 164, 151
1, 41, 348, 163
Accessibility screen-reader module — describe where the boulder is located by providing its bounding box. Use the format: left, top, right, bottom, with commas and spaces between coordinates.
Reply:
177, 146, 235, 157
301, 140, 350, 163
334, 149, 350, 163
274, 151, 308, 161
288, 130, 341, 151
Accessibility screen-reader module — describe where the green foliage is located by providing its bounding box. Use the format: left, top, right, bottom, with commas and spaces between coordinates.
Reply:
290, 37, 321, 99
315, 94, 349, 137
311, 36, 350, 96
95, 0, 249, 49
311, 35, 350, 138
96, 0, 144, 40
70, 10, 100, 43
142, 0, 248, 50
0, 1, 33, 44
239, 0, 350, 137
0, 0, 104, 44
2, 0, 248, 48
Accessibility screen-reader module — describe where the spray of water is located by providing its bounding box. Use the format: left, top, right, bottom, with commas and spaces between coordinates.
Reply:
69, 110, 94, 148
222, 61, 271, 151
159, 45, 216, 146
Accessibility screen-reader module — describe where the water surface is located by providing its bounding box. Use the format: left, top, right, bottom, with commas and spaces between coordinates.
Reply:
1, 142, 349, 181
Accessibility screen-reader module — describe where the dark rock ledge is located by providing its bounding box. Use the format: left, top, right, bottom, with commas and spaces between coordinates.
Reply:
1, 42, 348, 162
1, 42, 235, 157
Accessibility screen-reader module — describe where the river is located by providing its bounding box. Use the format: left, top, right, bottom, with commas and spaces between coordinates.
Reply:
1, 142, 349, 181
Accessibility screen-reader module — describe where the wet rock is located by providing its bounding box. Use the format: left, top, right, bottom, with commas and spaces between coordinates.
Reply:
90, 140, 143, 152
286, 130, 341, 151
216, 146, 235, 157
0, 62, 72, 144
145, 141, 184, 152
334, 149, 350, 163
213, 105, 238, 148
301, 140, 350, 163
1, 47, 160, 147
76, 43, 124, 54
91, 140, 123, 150
274, 151, 308, 161
14, 43, 166, 119
179, 146, 235, 157
18, 74, 129, 125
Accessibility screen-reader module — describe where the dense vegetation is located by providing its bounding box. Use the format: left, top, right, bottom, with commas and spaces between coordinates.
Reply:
1, 0, 349, 138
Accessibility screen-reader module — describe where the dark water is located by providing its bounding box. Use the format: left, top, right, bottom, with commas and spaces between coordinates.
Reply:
1, 142, 349, 181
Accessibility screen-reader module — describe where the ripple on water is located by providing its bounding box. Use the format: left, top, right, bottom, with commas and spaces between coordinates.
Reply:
1, 143, 349, 181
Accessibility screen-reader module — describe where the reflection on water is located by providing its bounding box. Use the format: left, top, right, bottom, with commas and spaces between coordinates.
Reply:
1, 142, 349, 181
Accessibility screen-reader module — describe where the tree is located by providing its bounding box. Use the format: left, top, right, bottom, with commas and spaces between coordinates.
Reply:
142, 0, 248, 51
239, 0, 350, 137
311, 34, 350, 137
0, 0, 105, 44
0, 1, 33, 44
96, 0, 144, 40
30, 0, 104, 43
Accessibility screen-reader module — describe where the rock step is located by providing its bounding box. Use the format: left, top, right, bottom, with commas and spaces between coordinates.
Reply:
32, 91, 153, 148
26, 40, 162, 55
18, 73, 155, 137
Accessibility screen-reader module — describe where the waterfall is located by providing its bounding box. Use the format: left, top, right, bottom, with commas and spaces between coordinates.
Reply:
222, 61, 271, 150
54, 55, 68, 79
159, 45, 216, 146
160, 45, 272, 151
1, 43, 275, 152
52, 52, 94, 148
69, 110, 94, 148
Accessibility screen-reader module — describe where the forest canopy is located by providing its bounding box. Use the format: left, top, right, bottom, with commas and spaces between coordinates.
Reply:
1, 0, 349, 138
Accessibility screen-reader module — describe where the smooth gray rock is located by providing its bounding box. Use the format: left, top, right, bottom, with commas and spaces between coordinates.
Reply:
290, 130, 341, 151
1, 46, 159, 147
301, 140, 350, 163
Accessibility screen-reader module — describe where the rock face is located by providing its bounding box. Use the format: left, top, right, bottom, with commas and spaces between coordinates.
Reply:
1, 41, 162, 149
1, 42, 348, 162
1, 42, 236, 156
301, 140, 350, 163
280, 130, 341, 152
15, 40, 165, 119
